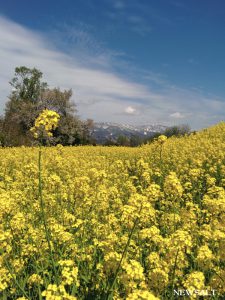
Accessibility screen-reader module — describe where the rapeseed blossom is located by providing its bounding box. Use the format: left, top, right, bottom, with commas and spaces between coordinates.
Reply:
0, 122, 225, 298
30, 109, 60, 138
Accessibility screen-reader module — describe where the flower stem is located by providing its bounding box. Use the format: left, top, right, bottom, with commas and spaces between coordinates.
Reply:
170, 248, 179, 300
38, 147, 58, 283
106, 205, 142, 300
4, 259, 31, 300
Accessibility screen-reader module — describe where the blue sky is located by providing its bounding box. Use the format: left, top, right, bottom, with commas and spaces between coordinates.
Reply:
0, 0, 225, 129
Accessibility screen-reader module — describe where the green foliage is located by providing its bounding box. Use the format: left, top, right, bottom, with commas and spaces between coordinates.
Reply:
144, 125, 191, 145
129, 135, 144, 147
164, 124, 191, 137
10, 66, 47, 102
116, 135, 130, 146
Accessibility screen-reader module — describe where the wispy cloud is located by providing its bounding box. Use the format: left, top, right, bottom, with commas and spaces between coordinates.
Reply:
127, 15, 152, 36
188, 58, 198, 65
113, 0, 125, 10
0, 15, 224, 129
169, 1, 188, 9
0, 17, 150, 104
107, 0, 153, 37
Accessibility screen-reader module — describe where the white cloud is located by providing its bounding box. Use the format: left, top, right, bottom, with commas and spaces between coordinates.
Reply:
170, 112, 185, 119
0, 15, 224, 129
124, 106, 137, 114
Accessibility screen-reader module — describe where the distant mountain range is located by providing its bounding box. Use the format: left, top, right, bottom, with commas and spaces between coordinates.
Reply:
91, 122, 167, 144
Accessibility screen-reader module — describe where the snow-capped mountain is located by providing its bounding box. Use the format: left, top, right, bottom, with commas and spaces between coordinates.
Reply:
91, 122, 167, 144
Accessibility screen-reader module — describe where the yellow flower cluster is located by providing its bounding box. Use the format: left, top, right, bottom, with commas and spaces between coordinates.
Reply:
183, 271, 205, 298
30, 109, 60, 138
0, 122, 225, 299
42, 284, 77, 300
58, 260, 80, 287
157, 135, 167, 144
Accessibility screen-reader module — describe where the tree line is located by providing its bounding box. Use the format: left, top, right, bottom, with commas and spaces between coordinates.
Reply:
0, 66, 191, 147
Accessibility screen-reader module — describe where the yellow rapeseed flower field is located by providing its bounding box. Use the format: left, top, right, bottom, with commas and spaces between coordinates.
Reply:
0, 122, 225, 299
